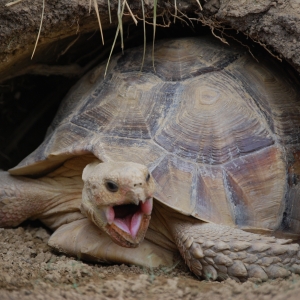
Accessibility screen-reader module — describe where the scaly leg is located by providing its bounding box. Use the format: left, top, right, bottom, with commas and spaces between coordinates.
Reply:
152, 202, 300, 281
0, 170, 82, 229
171, 220, 300, 281
0, 171, 53, 227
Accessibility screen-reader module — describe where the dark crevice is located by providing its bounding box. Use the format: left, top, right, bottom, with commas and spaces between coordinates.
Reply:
114, 203, 140, 219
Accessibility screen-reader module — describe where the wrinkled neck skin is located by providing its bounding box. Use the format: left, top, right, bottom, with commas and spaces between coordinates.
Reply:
36, 156, 171, 250
147, 200, 200, 251
35, 156, 96, 230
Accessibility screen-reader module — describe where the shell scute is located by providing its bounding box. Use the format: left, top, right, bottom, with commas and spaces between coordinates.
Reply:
223, 146, 286, 230
193, 165, 234, 226
154, 73, 275, 165
10, 37, 300, 234
151, 154, 196, 215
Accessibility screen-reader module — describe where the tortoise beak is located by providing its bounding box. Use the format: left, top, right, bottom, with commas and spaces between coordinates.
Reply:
105, 197, 153, 248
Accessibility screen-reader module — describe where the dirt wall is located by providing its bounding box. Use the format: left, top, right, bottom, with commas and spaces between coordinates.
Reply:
1, 0, 300, 82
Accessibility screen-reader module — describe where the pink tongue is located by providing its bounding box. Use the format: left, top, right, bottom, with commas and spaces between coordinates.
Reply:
109, 198, 153, 237
113, 218, 131, 234
130, 212, 143, 237
113, 212, 143, 237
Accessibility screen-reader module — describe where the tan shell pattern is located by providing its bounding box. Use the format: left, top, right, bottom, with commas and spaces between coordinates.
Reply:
10, 37, 300, 234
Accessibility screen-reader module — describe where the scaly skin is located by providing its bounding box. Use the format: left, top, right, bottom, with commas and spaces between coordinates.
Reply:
171, 221, 300, 281
0, 171, 55, 227
149, 202, 300, 281
0, 171, 82, 229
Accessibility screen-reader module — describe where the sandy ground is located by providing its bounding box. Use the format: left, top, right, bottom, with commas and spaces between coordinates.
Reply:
1, 223, 300, 300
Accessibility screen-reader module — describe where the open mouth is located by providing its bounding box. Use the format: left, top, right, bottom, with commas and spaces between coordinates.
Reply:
106, 198, 153, 237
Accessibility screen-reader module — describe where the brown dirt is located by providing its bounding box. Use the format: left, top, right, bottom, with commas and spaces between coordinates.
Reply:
1, 0, 300, 79
1, 224, 300, 299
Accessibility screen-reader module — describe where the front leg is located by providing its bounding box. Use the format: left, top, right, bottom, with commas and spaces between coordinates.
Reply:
171, 221, 300, 281
0, 170, 82, 229
0, 157, 95, 229
0, 171, 54, 227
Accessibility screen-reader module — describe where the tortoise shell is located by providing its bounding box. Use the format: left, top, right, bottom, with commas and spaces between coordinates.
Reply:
10, 37, 300, 235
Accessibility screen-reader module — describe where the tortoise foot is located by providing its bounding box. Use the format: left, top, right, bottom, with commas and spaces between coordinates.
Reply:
174, 222, 300, 281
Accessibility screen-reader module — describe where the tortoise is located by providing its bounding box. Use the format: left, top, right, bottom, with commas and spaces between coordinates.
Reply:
1, 36, 300, 281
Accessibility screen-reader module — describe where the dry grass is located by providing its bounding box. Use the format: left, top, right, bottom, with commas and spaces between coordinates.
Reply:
4, 1, 204, 71
5, 0, 280, 74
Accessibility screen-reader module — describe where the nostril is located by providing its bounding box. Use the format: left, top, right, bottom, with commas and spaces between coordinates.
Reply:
134, 183, 143, 187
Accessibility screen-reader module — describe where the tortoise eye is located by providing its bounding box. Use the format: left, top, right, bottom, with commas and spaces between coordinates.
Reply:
146, 173, 151, 182
105, 180, 119, 192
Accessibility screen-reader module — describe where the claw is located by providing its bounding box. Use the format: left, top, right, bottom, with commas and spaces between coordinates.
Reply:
203, 265, 218, 281
191, 243, 204, 258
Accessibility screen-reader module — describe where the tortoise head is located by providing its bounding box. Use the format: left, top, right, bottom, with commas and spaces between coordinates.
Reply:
81, 161, 155, 248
